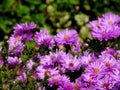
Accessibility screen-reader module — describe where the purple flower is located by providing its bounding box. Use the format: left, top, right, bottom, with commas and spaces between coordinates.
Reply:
13, 22, 36, 42
7, 36, 24, 54
40, 52, 59, 66
89, 12, 120, 41
59, 82, 73, 90
76, 76, 97, 90
102, 12, 120, 25
62, 55, 81, 72
34, 29, 54, 48
79, 51, 97, 67
71, 40, 81, 53
15, 72, 27, 83
48, 74, 61, 87
26, 59, 35, 71
89, 17, 102, 29
56, 75, 73, 90
99, 54, 118, 73
101, 48, 115, 56
97, 75, 116, 90
55, 29, 78, 45
36, 65, 59, 79
13, 22, 36, 36
8, 56, 22, 68
85, 61, 105, 78
39, 50, 66, 66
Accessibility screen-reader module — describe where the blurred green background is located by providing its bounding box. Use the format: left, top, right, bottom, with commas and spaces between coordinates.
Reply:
0, 0, 120, 40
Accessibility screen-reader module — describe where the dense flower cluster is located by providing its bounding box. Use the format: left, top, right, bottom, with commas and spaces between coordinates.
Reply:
89, 12, 120, 41
0, 12, 120, 90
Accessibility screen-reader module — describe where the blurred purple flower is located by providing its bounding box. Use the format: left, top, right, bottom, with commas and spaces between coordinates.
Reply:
62, 54, 81, 72
15, 72, 27, 83
26, 59, 35, 71
7, 36, 25, 54
89, 12, 120, 41
79, 51, 97, 67
55, 29, 78, 45
102, 12, 120, 25
36, 65, 59, 79
34, 29, 55, 48
13, 22, 36, 42
13, 22, 36, 36
8, 56, 22, 68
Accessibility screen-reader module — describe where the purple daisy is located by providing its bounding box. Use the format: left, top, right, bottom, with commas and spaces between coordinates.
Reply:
26, 59, 35, 71
97, 75, 116, 90
55, 29, 78, 45
13, 22, 36, 36
48, 74, 61, 87
102, 12, 120, 25
8, 56, 22, 68
79, 51, 97, 67
34, 29, 54, 48
99, 54, 118, 73
91, 24, 120, 41
89, 17, 102, 29
13, 22, 36, 42
101, 48, 115, 56
85, 60, 105, 78
39, 50, 67, 67
89, 12, 120, 41
7, 36, 25, 54
36, 65, 59, 79
15, 72, 27, 83
76, 76, 97, 90
71, 40, 81, 53
62, 55, 81, 72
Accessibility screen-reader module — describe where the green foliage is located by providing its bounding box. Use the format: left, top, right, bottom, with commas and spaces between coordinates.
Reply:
0, 0, 120, 40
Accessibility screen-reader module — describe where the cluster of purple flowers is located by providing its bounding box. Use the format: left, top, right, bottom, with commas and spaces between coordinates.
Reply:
89, 12, 120, 41
1, 12, 120, 90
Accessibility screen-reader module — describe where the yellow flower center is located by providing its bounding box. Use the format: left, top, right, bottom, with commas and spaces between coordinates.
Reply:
96, 22, 100, 27
64, 35, 70, 40
93, 68, 99, 74
108, 20, 113, 24
73, 83, 79, 89
52, 78, 58, 82
15, 36, 21, 41
89, 78, 94, 82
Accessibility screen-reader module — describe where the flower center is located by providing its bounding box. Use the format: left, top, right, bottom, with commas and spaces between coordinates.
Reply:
15, 36, 21, 41
64, 35, 70, 40
69, 62, 74, 67
52, 78, 58, 82
89, 60, 93, 64
105, 62, 110, 67
103, 83, 109, 88
89, 78, 94, 82
108, 20, 113, 24
93, 68, 99, 74
51, 56, 55, 61
73, 83, 79, 89
96, 22, 100, 27
102, 30, 106, 35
